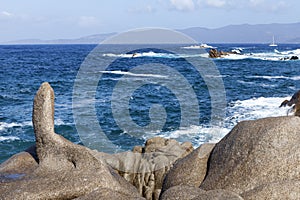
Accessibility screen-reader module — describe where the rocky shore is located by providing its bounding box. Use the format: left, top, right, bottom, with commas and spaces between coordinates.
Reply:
208, 48, 239, 58
1, 82, 300, 199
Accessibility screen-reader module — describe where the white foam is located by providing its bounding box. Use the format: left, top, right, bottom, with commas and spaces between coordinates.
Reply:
279, 48, 300, 55
290, 76, 300, 81
227, 96, 290, 124
54, 118, 66, 126
182, 44, 216, 49
99, 70, 168, 78
102, 51, 205, 59
0, 121, 32, 131
246, 75, 287, 80
0, 136, 20, 141
103, 51, 178, 58
246, 75, 300, 81
231, 47, 243, 54
218, 48, 300, 61
169, 125, 229, 144
142, 124, 230, 147
139, 96, 292, 147
104, 48, 300, 61
221, 54, 249, 60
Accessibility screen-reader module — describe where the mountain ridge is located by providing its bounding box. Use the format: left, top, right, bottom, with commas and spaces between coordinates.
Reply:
2, 22, 300, 44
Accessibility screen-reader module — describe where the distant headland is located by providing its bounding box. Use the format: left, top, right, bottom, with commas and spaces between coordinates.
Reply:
2, 22, 300, 44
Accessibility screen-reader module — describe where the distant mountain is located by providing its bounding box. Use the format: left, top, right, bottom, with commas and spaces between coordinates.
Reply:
2, 33, 115, 45
2, 22, 300, 44
180, 22, 300, 43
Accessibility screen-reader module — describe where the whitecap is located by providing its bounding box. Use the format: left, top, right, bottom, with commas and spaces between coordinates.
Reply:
227, 96, 290, 124
182, 44, 216, 49
99, 70, 168, 78
246, 75, 287, 80
102, 51, 203, 59
0, 121, 32, 131
0, 136, 20, 141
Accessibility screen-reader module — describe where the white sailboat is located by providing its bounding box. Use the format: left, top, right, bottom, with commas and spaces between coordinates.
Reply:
269, 36, 278, 47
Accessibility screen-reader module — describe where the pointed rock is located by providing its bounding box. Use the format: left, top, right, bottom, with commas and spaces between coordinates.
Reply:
0, 82, 142, 200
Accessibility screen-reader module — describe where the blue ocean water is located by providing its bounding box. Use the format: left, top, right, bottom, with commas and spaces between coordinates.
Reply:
1, 43, 300, 163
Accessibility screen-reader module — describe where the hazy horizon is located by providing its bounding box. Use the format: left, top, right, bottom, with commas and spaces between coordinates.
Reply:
1, 0, 300, 43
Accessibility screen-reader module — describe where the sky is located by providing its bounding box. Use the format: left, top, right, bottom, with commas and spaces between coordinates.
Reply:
0, 0, 299, 42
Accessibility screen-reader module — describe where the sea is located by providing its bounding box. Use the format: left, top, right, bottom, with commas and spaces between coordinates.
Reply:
1, 43, 300, 163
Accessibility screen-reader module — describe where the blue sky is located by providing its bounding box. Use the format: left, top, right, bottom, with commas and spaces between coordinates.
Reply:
0, 0, 299, 42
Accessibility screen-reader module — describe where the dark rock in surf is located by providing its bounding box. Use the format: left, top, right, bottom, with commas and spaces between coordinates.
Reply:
279, 90, 300, 116
209, 48, 237, 58
290, 55, 299, 60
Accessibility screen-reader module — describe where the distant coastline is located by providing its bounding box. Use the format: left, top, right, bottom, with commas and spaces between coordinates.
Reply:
2, 22, 300, 45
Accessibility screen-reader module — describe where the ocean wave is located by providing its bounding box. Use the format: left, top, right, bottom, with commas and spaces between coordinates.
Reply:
0, 94, 22, 102
246, 75, 287, 80
103, 51, 177, 58
218, 48, 300, 61
99, 70, 168, 78
227, 96, 289, 124
142, 124, 230, 147
55, 119, 67, 126
0, 121, 32, 131
246, 75, 300, 81
0, 119, 68, 132
290, 76, 300, 81
102, 51, 206, 59
0, 136, 20, 142
182, 44, 216, 49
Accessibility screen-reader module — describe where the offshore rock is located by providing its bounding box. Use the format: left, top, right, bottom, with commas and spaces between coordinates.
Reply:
0, 82, 142, 200
290, 55, 299, 60
209, 48, 237, 58
161, 143, 215, 193
200, 116, 300, 198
